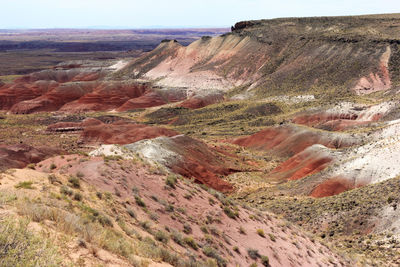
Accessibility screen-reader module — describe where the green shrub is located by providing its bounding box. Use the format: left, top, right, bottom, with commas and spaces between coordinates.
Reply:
73, 192, 82, 201
98, 214, 113, 227
68, 176, 80, 189
60, 186, 73, 196
155, 230, 169, 243
14, 181, 34, 189
49, 163, 57, 170
200, 225, 209, 234
268, 233, 276, 242
165, 175, 178, 189
47, 174, 59, 184
165, 204, 174, 212
139, 221, 151, 231
26, 163, 36, 169
257, 229, 265, 238
127, 209, 136, 218
202, 246, 227, 267
223, 206, 237, 219
149, 212, 159, 222
183, 236, 198, 250
183, 223, 192, 234
135, 196, 146, 207
261, 255, 270, 266
171, 231, 185, 247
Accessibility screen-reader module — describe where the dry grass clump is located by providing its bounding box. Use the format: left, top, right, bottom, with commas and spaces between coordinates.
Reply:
0, 217, 61, 267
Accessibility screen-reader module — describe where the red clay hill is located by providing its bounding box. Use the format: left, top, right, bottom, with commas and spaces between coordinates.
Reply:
0, 67, 188, 114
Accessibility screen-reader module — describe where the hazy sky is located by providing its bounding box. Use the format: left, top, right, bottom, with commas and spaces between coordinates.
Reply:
1, 0, 400, 29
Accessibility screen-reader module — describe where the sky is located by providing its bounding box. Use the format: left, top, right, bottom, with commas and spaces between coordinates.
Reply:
1, 0, 400, 29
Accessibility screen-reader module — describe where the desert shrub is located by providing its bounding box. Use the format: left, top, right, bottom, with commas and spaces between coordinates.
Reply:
269, 233, 276, 242
14, 181, 34, 189
200, 225, 209, 234
202, 246, 227, 267
209, 226, 220, 237
184, 193, 192, 200
26, 163, 36, 169
68, 176, 80, 189
73, 192, 82, 201
127, 209, 136, 218
155, 230, 169, 243
223, 206, 237, 219
208, 197, 216, 205
176, 207, 186, 214
165, 175, 178, 189
48, 174, 59, 184
183, 223, 192, 234
171, 231, 185, 247
149, 212, 159, 222
0, 217, 61, 266
95, 191, 102, 199
165, 204, 174, 212
76, 171, 85, 178
103, 155, 123, 162
247, 248, 260, 259
139, 221, 151, 231
183, 236, 198, 250
99, 229, 133, 259
60, 186, 73, 196
233, 246, 240, 253
135, 196, 146, 207
49, 163, 57, 170
98, 214, 113, 227
257, 229, 265, 237
261, 255, 270, 266
239, 226, 246, 235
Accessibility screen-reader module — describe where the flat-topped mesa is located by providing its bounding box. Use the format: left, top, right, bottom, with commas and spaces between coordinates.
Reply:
231, 15, 400, 42
231, 21, 257, 31
119, 14, 400, 98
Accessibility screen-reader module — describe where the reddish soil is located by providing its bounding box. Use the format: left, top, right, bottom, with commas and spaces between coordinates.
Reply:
167, 135, 235, 192
46, 118, 103, 132
59, 82, 148, 112
46, 118, 178, 145
0, 68, 186, 114
292, 113, 358, 127
0, 80, 59, 110
231, 124, 357, 157
0, 144, 60, 171
292, 106, 388, 131
116, 91, 167, 111
179, 94, 224, 109
82, 121, 179, 145
269, 145, 334, 180
10, 82, 95, 114
292, 112, 375, 131
34, 154, 346, 266
311, 177, 355, 198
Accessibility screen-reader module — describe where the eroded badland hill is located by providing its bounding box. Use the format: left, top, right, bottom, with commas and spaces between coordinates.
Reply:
2, 14, 400, 266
